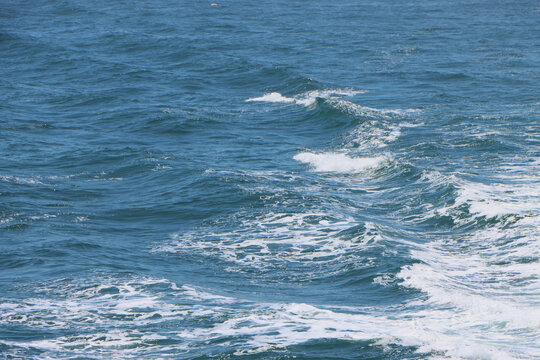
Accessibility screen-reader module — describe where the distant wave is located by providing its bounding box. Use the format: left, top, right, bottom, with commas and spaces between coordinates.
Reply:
246, 89, 366, 107
246, 89, 420, 119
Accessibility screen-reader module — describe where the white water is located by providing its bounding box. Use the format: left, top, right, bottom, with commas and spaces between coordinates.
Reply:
294, 152, 387, 173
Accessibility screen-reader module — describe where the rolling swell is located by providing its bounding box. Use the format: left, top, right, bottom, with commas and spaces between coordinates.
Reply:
1, 0, 539, 359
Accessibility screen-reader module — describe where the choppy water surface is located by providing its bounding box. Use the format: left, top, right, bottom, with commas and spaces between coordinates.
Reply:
1, 0, 539, 359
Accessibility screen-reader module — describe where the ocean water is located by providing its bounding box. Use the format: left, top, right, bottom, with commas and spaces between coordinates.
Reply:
1, 0, 539, 359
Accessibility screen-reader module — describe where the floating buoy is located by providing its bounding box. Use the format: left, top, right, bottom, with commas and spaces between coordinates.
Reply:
211, 3, 217, 6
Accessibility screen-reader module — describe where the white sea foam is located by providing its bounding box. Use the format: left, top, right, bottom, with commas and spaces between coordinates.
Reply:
391, 158, 540, 359
3, 277, 396, 357
0, 277, 233, 358
156, 210, 373, 270
178, 300, 523, 359
394, 233, 540, 359
178, 302, 395, 352
4, 269, 535, 359
294, 152, 387, 173
157, 168, 384, 270
451, 181, 538, 219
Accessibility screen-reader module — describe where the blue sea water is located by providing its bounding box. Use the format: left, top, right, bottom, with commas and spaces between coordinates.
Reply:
1, 0, 539, 358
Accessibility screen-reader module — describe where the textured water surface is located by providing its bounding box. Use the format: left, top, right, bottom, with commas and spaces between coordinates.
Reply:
1, 0, 539, 359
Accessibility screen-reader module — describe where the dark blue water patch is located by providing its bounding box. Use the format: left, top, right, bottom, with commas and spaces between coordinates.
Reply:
277, 339, 428, 360
0, 250, 46, 271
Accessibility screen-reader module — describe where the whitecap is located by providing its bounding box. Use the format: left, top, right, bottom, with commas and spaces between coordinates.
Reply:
294, 151, 386, 173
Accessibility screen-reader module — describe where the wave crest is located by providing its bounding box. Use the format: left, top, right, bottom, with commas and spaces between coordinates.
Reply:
294, 152, 387, 173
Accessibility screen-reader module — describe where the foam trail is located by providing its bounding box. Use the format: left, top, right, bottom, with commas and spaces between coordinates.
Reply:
2, 272, 532, 359
294, 152, 386, 173
156, 210, 366, 269
178, 301, 520, 359
421, 168, 540, 222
